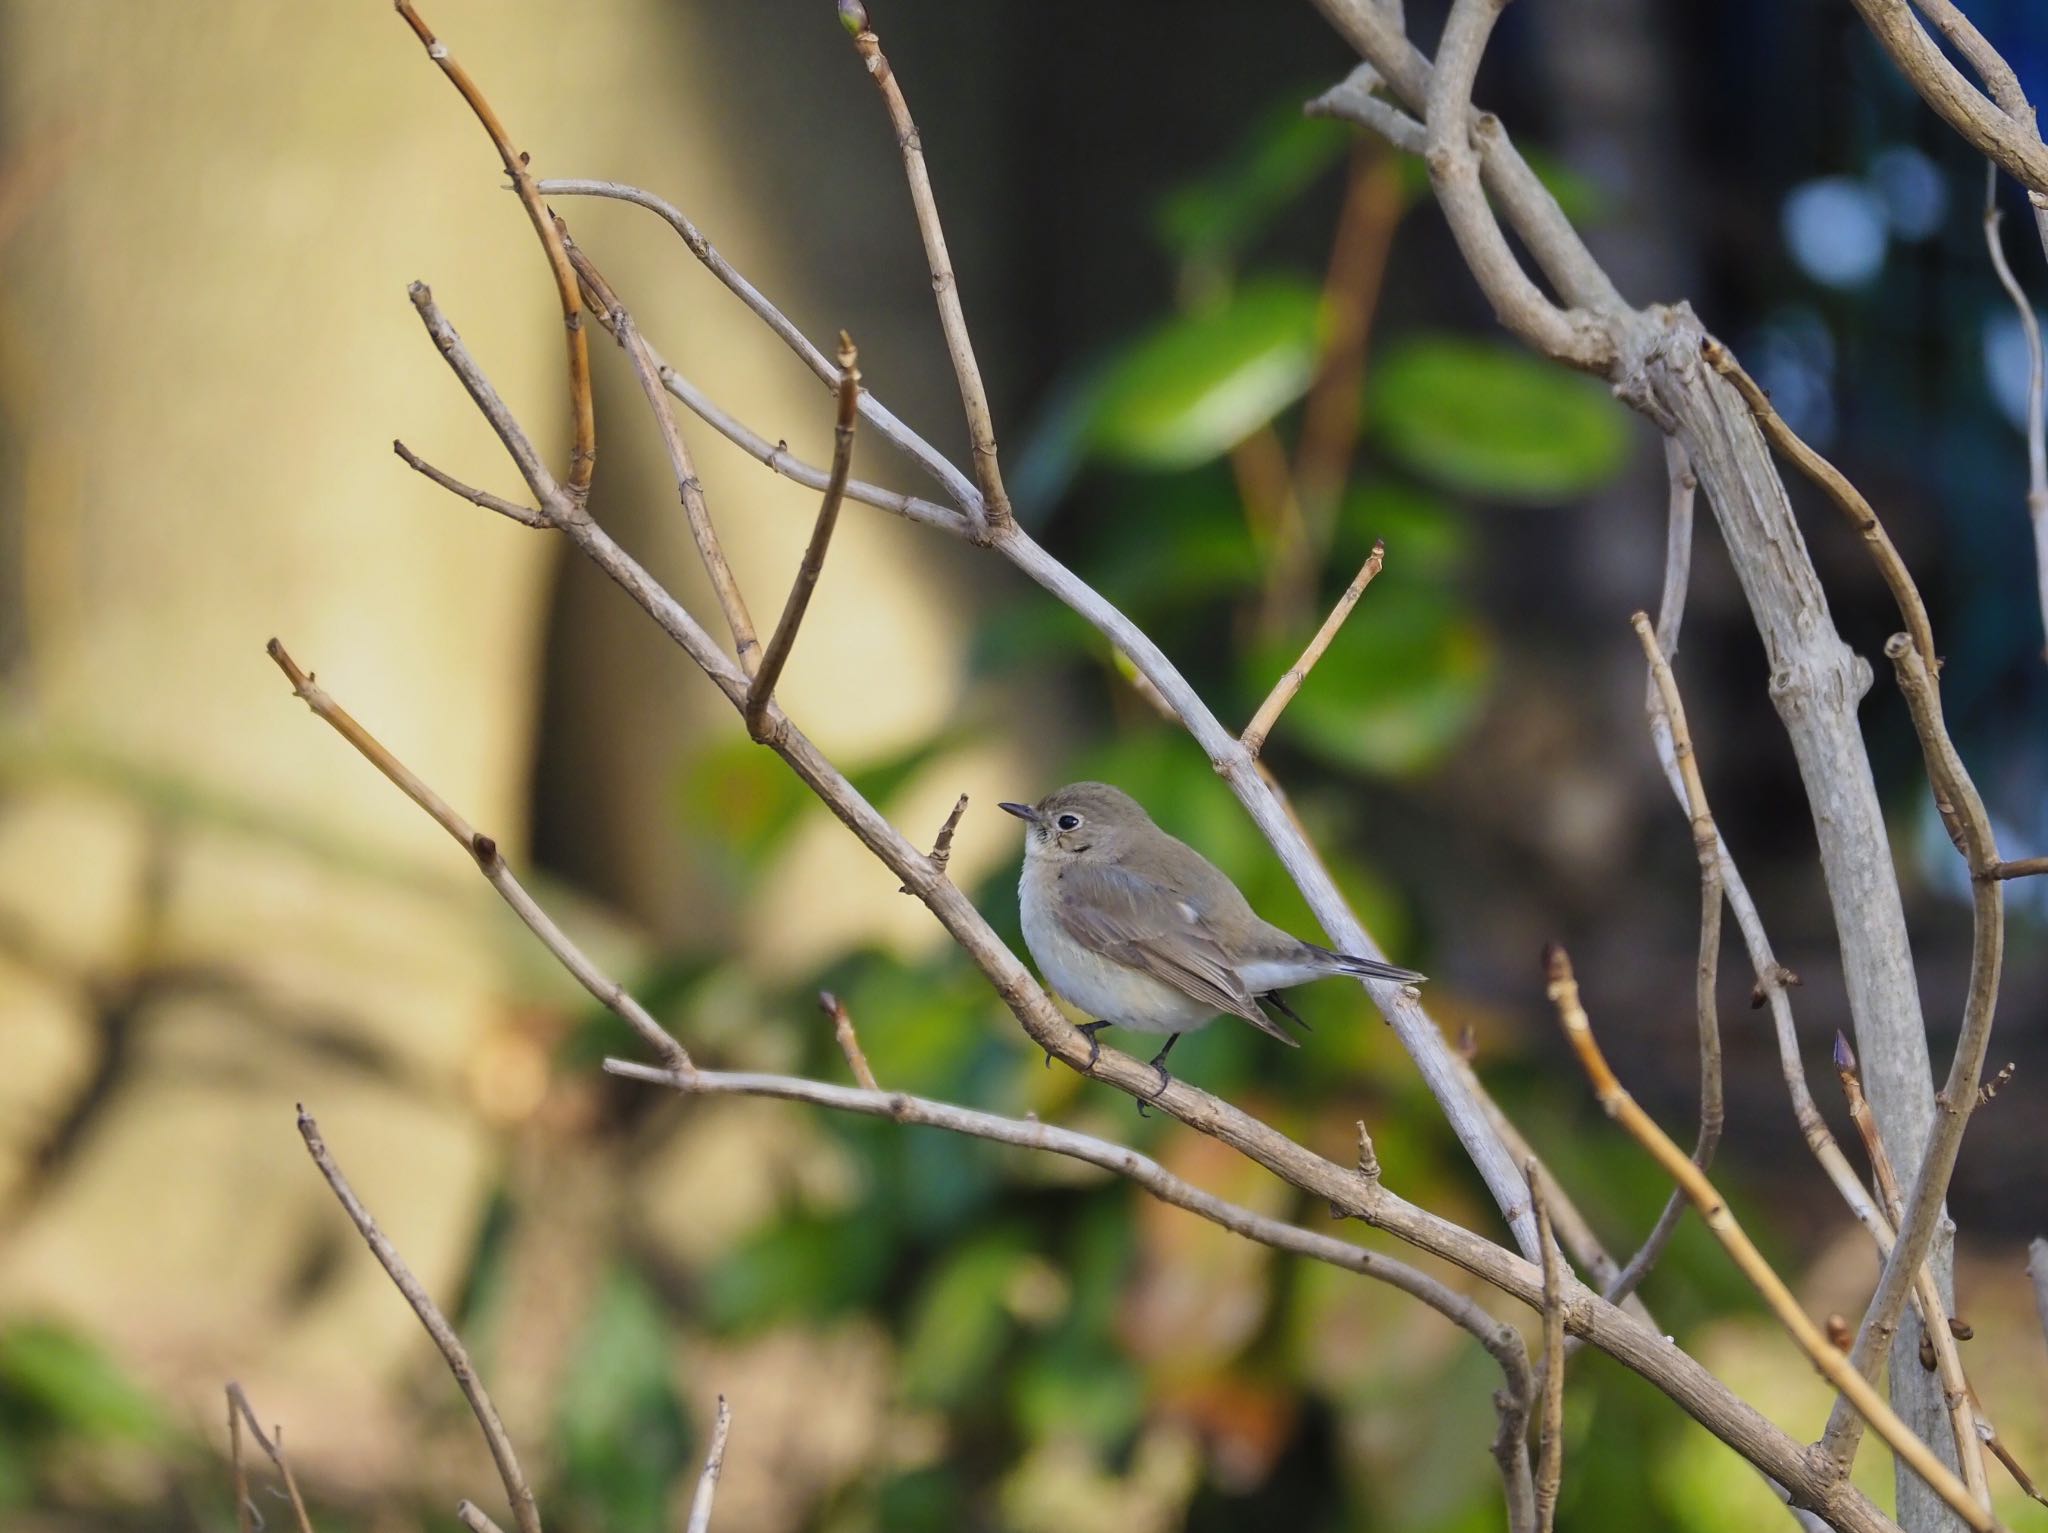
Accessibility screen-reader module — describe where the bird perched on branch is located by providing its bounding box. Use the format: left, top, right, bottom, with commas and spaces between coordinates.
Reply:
1000, 782, 1423, 1100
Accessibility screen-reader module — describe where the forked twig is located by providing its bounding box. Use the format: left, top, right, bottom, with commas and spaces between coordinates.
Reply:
393, 440, 548, 527
226, 1383, 315, 1533
1241, 540, 1387, 757
266, 639, 692, 1074
839, 1, 1009, 536
1545, 945, 2000, 1532
746, 335, 862, 736
393, 1, 593, 496
298, 1107, 543, 1533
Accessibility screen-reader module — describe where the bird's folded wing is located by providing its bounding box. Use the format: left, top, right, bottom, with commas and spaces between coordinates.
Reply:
1052, 862, 1296, 1044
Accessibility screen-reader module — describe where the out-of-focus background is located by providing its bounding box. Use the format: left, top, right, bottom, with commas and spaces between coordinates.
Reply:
1, 2, 2044, 1529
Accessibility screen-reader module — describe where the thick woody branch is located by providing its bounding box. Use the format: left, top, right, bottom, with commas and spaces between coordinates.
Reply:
298, 1107, 544, 1533
1530, 1166, 1565, 1533
1546, 946, 1999, 1532
393, 440, 549, 527
225, 1384, 316, 1533
1826, 639, 2006, 1464
1242, 540, 1385, 757
393, 2, 593, 496
265, 639, 692, 1073
1421, 0, 1613, 372
564, 238, 760, 669
841, 2, 1009, 535
746, 336, 861, 737
685, 1398, 732, 1533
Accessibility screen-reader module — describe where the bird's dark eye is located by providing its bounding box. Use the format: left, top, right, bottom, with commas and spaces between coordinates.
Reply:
1055, 812, 1083, 831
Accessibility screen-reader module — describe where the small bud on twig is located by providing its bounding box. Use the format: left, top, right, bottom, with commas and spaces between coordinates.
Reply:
837, 0, 869, 36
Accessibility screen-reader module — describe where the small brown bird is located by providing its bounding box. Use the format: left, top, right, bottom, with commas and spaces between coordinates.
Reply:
1000, 782, 1423, 1097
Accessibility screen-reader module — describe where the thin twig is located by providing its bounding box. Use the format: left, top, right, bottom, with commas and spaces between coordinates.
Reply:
1306, 63, 1427, 155
819, 990, 878, 1090
1834, 1035, 1993, 1509
1983, 180, 2048, 661
1530, 1165, 1565, 1533
1989, 856, 2048, 880
1600, 614, 1725, 1311
1703, 339, 1938, 675
393, 440, 548, 527
608, 1056, 1541, 1527
1241, 540, 1386, 757
229, 1386, 252, 1533
1545, 945, 2000, 1532
1826, 637, 2007, 1467
2032, 1240, 2048, 1351
298, 1108, 543, 1533
563, 237, 761, 669
266, 639, 691, 1073
840, 1, 1009, 535
225, 1385, 316, 1533
457, 1504, 510, 1533
902, 793, 969, 893
392, 1, 593, 496
685, 1397, 732, 1533
746, 335, 861, 736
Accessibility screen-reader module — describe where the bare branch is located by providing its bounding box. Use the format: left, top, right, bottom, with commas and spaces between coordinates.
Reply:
1983, 188, 2048, 659
819, 990, 879, 1091
1242, 540, 1385, 757
2031, 1240, 2048, 1355
1546, 946, 1999, 1532
392, 1, 593, 496
902, 792, 970, 893
226, 1384, 315, 1533
1989, 856, 2048, 880
1826, 638, 2006, 1465
265, 639, 691, 1073
297, 1108, 542, 1533
407, 284, 563, 513
457, 1505, 510, 1533
685, 1397, 732, 1533
393, 440, 549, 527
564, 237, 761, 669
1530, 1166, 1565, 1533
841, 1, 1010, 535
532, 177, 980, 516
1705, 340, 1938, 675
1306, 64, 1426, 155
746, 335, 861, 736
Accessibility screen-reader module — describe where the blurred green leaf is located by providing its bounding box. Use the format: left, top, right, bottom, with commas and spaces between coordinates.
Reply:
900, 1229, 1031, 1407
1253, 584, 1492, 777
1369, 336, 1629, 503
677, 738, 813, 878
1338, 479, 1471, 580
0, 1323, 165, 1445
556, 1266, 688, 1533
703, 1212, 890, 1332
1156, 104, 1353, 265
1088, 280, 1326, 470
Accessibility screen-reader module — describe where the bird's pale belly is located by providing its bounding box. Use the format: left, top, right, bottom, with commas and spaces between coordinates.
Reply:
1019, 877, 1215, 1034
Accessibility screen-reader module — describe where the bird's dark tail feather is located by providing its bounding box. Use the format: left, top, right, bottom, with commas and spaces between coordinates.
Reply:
1318, 946, 1426, 985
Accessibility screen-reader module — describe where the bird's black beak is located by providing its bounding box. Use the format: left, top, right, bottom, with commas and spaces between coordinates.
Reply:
998, 801, 1039, 823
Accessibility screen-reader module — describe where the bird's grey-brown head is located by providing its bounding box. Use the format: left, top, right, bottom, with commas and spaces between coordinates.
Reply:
998, 781, 1155, 862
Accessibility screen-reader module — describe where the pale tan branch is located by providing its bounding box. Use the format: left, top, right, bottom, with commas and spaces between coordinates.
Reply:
393, 440, 548, 527
563, 236, 760, 669
746, 336, 861, 736
297, 1108, 544, 1533
1826, 638, 2007, 1464
225, 1384, 315, 1533
457, 1504, 510, 1533
819, 990, 878, 1091
902, 792, 970, 894
685, 1397, 732, 1533
265, 639, 691, 1073
532, 176, 981, 516
1704, 339, 1938, 675
841, 3, 1009, 534
1546, 946, 1999, 1532
229, 1387, 252, 1533
1989, 856, 2048, 880
407, 284, 563, 512
1242, 540, 1385, 757
393, 1, 593, 496
1530, 1166, 1566, 1533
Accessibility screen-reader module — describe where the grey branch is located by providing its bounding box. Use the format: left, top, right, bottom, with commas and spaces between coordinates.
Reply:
393, 439, 548, 527
1529, 1166, 1565, 1533
1982, 192, 2048, 659
685, 1397, 732, 1533
297, 1108, 543, 1533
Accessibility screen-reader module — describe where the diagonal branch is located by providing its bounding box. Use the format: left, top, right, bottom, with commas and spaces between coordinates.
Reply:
298, 1107, 544, 1533
225, 1384, 316, 1533
265, 639, 691, 1074
393, 1, 593, 497
1241, 540, 1385, 758
746, 335, 861, 737
1529, 1166, 1566, 1533
685, 1398, 732, 1533
1546, 946, 2001, 1533
393, 440, 549, 527
839, 1, 1009, 536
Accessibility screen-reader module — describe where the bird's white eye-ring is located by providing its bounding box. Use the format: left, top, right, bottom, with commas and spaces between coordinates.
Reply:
1055, 812, 1083, 832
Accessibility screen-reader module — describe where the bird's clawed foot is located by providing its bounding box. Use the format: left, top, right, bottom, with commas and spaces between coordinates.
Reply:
1048, 1020, 1113, 1074
1134, 1036, 1179, 1117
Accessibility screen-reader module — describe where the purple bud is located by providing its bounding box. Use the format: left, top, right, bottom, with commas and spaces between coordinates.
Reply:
837, 0, 869, 35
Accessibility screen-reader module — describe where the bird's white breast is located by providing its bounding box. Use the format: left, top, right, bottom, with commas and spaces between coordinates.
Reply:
1018, 860, 1214, 1034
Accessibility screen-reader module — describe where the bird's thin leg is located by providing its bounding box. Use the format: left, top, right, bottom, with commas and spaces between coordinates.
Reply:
1260, 991, 1310, 1033
1047, 1020, 1114, 1072
1133, 1034, 1181, 1117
